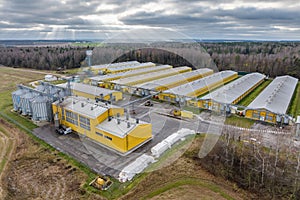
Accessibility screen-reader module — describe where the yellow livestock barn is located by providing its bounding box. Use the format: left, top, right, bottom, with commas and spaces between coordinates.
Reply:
87, 65, 173, 87
106, 62, 156, 74
245, 75, 298, 124
52, 96, 152, 154
90, 61, 140, 74
135, 68, 214, 96
199, 73, 266, 111
58, 82, 123, 101
111, 66, 191, 92
159, 70, 238, 103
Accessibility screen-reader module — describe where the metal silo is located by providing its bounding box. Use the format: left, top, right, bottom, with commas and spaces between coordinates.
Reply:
12, 87, 27, 111
31, 95, 52, 121
20, 91, 38, 116
36, 82, 46, 92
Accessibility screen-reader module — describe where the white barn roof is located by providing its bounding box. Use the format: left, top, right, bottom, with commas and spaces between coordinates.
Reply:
201, 72, 266, 104
163, 70, 237, 97
89, 65, 171, 82
112, 66, 189, 85
247, 75, 298, 114
137, 68, 213, 91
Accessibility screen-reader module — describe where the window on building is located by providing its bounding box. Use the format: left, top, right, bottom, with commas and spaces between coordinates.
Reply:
61, 108, 65, 120
66, 110, 78, 125
79, 115, 91, 131
96, 132, 103, 137
104, 135, 112, 141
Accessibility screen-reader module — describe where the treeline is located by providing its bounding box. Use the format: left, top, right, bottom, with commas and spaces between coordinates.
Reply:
0, 42, 300, 78
92, 42, 300, 78
0, 46, 89, 70
204, 42, 300, 78
196, 128, 300, 199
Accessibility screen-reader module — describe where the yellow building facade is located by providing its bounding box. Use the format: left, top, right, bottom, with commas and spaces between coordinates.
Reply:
58, 82, 123, 101
52, 96, 152, 154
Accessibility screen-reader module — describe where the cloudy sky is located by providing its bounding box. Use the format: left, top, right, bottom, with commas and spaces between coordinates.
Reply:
0, 0, 299, 40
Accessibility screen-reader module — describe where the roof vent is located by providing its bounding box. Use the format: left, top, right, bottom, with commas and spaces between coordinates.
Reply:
81, 102, 84, 107
117, 118, 121, 124
117, 113, 120, 118
108, 116, 112, 121
91, 106, 93, 111
127, 122, 131, 128
136, 118, 139, 124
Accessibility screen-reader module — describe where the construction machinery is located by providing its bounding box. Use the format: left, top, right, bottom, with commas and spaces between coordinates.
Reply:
89, 175, 113, 190
170, 109, 194, 119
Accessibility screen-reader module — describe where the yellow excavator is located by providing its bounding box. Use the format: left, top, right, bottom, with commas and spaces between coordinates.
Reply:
89, 175, 113, 190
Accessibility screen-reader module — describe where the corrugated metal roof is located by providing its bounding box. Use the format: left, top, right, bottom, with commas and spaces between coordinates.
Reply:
89, 65, 172, 82
137, 68, 213, 90
91, 61, 140, 70
247, 75, 298, 114
163, 70, 237, 97
107, 62, 155, 72
112, 66, 189, 85
58, 82, 117, 97
201, 72, 266, 104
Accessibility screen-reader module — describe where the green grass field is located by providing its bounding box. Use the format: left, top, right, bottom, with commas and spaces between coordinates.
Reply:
225, 115, 255, 128
238, 79, 272, 106
288, 82, 300, 117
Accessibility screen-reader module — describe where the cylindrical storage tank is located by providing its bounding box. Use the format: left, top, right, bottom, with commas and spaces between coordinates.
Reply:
31, 95, 51, 121
12, 88, 26, 111
36, 83, 46, 92
20, 91, 38, 116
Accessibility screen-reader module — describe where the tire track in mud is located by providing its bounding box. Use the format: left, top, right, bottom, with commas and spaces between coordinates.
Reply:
0, 123, 17, 200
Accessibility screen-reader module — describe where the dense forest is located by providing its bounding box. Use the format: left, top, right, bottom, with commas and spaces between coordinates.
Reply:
0, 42, 300, 78
0, 46, 89, 70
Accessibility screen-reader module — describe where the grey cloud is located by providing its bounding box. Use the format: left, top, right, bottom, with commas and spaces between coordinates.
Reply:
0, 0, 300, 40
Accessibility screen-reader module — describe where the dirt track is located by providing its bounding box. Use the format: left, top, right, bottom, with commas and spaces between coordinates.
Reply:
0, 119, 103, 200
0, 119, 18, 200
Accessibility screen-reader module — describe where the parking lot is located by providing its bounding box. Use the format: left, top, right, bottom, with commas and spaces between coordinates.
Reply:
33, 100, 212, 178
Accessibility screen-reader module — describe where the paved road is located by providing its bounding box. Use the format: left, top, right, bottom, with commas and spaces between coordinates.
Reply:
32, 101, 294, 178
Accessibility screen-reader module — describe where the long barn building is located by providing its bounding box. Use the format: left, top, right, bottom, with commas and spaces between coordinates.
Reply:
245, 75, 298, 124
135, 68, 214, 96
159, 70, 238, 103
88, 65, 173, 88
199, 72, 266, 111
111, 66, 191, 91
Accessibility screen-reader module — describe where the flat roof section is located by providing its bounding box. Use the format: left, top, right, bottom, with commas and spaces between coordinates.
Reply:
89, 65, 172, 82
247, 75, 298, 114
112, 66, 190, 86
201, 72, 266, 104
163, 70, 237, 97
137, 68, 214, 91
96, 116, 148, 138
56, 96, 108, 119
